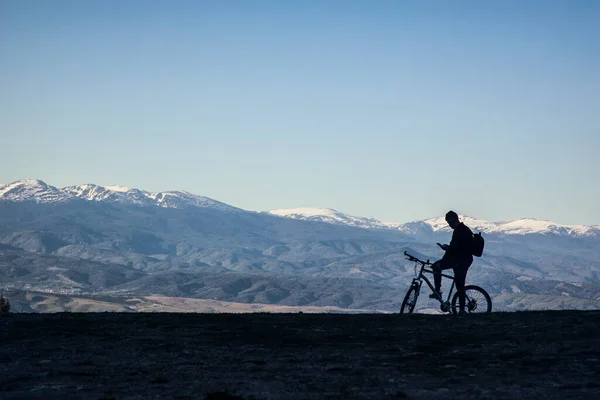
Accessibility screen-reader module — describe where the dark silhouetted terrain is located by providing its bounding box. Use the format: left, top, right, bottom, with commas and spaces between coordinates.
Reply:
1, 311, 599, 399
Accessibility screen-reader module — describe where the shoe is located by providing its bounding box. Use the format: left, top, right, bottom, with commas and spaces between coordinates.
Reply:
429, 289, 442, 299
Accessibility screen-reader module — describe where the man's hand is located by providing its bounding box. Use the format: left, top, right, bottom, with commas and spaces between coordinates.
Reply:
437, 243, 449, 251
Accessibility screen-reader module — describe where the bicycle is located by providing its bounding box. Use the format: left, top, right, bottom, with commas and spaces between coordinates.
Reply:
400, 250, 492, 314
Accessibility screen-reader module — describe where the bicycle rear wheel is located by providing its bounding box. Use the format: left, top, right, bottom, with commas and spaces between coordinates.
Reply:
451, 285, 492, 314
400, 284, 419, 314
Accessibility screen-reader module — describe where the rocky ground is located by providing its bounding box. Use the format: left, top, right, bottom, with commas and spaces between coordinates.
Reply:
1, 311, 599, 399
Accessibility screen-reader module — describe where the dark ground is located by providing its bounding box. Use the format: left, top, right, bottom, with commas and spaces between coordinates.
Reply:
1, 311, 599, 400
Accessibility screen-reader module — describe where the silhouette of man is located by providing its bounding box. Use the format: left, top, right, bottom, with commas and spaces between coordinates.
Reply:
429, 211, 473, 313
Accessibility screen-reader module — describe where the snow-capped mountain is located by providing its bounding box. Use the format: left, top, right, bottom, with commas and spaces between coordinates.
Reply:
63, 184, 152, 205
1, 179, 239, 212
267, 208, 600, 239
420, 215, 600, 238
267, 208, 391, 230
0, 179, 73, 203
2, 179, 599, 239
146, 190, 237, 211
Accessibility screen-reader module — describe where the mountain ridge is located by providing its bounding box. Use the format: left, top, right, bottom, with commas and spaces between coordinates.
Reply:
1, 179, 240, 213
2, 178, 599, 239
268, 207, 600, 238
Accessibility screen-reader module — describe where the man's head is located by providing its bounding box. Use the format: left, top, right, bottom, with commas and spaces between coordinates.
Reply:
445, 210, 460, 229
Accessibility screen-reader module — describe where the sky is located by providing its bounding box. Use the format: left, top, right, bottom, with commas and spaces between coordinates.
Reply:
1, 0, 599, 225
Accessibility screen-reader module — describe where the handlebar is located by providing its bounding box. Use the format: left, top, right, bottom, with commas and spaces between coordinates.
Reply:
404, 251, 431, 265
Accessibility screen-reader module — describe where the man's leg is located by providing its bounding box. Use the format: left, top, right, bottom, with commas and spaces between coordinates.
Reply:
453, 265, 469, 312
429, 260, 452, 298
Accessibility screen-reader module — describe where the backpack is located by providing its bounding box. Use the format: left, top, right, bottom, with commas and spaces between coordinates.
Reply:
472, 232, 484, 257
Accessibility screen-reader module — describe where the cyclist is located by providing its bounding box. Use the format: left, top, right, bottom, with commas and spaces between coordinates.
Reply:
429, 211, 473, 313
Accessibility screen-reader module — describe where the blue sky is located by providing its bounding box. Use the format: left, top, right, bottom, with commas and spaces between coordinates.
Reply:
1, 1, 599, 224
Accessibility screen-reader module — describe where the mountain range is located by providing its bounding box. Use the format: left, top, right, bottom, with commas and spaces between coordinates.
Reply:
1, 179, 600, 312
4, 179, 599, 237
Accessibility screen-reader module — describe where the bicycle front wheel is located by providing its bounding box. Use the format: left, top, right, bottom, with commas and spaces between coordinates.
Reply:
451, 285, 492, 314
400, 284, 419, 314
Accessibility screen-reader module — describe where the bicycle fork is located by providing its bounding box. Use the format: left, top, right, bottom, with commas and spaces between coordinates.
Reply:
411, 278, 422, 298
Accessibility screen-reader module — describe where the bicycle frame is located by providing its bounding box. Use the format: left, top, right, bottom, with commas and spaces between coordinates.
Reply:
403, 251, 459, 313
412, 262, 456, 305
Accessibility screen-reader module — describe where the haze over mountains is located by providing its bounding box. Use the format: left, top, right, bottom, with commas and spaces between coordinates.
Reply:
1, 179, 600, 312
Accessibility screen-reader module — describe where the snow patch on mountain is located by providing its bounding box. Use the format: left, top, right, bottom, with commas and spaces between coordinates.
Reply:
104, 185, 132, 193
496, 219, 598, 237
268, 208, 390, 229
0, 180, 73, 203
148, 190, 239, 211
